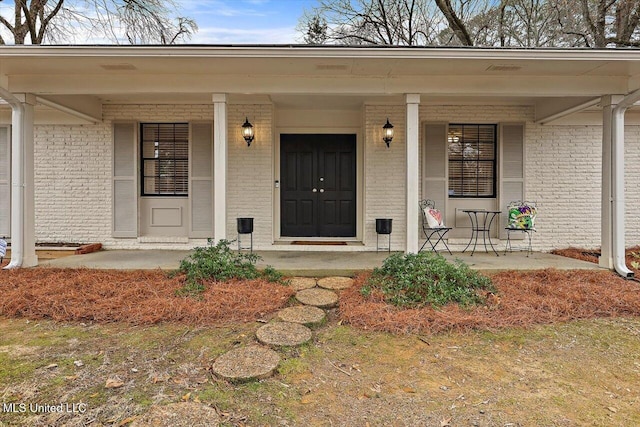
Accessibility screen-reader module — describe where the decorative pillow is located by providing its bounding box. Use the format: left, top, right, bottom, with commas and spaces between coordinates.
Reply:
424, 208, 445, 228
0, 238, 6, 258
507, 203, 537, 230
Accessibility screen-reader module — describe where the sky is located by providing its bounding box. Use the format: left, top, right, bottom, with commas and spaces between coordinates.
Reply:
178, 0, 318, 44
0, 0, 318, 45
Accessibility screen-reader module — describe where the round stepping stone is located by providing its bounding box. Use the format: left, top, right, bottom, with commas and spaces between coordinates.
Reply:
295, 288, 339, 308
277, 305, 326, 326
211, 345, 280, 382
317, 276, 354, 290
289, 277, 317, 291
256, 322, 312, 347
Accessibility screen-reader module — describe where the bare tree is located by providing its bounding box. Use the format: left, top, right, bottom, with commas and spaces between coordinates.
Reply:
298, 0, 444, 45
298, 0, 640, 48
551, 0, 640, 47
0, 0, 197, 45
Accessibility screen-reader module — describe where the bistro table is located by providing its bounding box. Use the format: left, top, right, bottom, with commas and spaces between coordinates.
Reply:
462, 209, 501, 256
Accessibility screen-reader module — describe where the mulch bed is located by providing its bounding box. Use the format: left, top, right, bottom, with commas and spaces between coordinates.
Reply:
0, 268, 294, 325
3, 250, 640, 335
339, 269, 640, 334
551, 246, 640, 272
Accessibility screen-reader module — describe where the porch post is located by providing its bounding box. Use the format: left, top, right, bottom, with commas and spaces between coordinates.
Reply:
600, 95, 622, 269
406, 94, 420, 253
212, 94, 227, 243
10, 94, 37, 267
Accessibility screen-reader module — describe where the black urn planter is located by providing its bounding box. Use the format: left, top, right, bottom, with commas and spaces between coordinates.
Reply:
237, 217, 254, 234
375, 218, 393, 235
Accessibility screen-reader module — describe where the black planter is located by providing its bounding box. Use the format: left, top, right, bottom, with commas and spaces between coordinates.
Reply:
237, 217, 254, 234
376, 218, 393, 235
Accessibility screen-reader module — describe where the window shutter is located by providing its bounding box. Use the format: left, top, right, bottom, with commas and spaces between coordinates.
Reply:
0, 126, 10, 238
423, 123, 447, 215
499, 123, 525, 240
190, 122, 213, 237
112, 123, 138, 237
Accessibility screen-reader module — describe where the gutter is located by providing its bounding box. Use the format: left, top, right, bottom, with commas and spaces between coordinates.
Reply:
611, 89, 640, 278
2, 45, 640, 61
0, 87, 23, 269
535, 97, 601, 125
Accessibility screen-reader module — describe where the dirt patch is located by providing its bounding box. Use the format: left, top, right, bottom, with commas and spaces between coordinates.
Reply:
339, 269, 640, 334
2, 318, 640, 426
130, 402, 220, 427
0, 268, 294, 325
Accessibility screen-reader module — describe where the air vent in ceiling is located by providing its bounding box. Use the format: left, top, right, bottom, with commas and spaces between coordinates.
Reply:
100, 63, 137, 71
486, 64, 522, 72
316, 64, 348, 71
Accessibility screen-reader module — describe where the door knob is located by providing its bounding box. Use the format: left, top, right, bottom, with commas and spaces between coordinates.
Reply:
312, 188, 317, 192
319, 189, 325, 193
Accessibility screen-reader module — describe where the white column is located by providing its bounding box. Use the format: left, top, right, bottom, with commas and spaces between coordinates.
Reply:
406, 94, 420, 253
11, 94, 38, 267
213, 94, 227, 243
600, 95, 621, 269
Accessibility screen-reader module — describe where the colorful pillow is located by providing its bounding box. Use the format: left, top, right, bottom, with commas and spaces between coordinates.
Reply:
507, 203, 536, 230
424, 208, 445, 228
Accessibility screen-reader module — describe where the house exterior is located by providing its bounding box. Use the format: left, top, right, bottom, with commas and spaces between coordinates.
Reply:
1, 46, 639, 273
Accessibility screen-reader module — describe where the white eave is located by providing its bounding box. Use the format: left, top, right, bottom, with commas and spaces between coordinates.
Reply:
1, 45, 640, 119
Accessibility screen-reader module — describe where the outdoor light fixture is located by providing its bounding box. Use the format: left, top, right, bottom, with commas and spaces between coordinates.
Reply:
242, 117, 254, 146
382, 118, 394, 148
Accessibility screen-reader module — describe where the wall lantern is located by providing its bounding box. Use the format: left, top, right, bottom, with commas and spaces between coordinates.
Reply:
242, 117, 254, 146
382, 118, 394, 148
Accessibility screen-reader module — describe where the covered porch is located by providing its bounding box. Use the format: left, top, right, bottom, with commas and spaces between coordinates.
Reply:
1, 46, 640, 275
39, 249, 601, 277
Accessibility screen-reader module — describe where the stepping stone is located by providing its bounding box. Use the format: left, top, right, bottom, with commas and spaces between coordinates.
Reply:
256, 322, 312, 347
289, 277, 317, 291
277, 305, 326, 326
295, 288, 339, 308
211, 345, 280, 382
317, 276, 354, 290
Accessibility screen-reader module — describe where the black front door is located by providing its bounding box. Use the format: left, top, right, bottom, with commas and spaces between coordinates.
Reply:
280, 134, 356, 237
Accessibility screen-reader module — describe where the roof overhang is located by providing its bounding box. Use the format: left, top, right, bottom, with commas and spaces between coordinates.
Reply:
1, 45, 640, 120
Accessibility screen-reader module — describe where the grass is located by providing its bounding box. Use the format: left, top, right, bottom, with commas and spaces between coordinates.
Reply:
2, 317, 640, 426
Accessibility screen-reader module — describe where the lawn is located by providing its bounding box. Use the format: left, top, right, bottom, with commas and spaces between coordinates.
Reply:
2, 253, 640, 425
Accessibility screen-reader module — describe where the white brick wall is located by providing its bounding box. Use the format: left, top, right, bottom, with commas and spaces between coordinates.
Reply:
30, 102, 640, 252
34, 124, 112, 244
34, 104, 215, 249
527, 123, 640, 251
226, 104, 274, 249
364, 104, 406, 250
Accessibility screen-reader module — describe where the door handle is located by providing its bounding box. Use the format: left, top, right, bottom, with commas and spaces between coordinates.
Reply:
312, 188, 317, 192
319, 189, 325, 193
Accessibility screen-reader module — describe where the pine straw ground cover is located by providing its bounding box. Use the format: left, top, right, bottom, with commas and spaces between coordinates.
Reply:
3, 262, 640, 336
552, 245, 640, 270
0, 268, 294, 325
339, 269, 640, 334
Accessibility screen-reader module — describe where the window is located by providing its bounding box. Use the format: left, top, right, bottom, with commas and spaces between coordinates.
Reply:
141, 123, 189, 196
448, 124, 496, 198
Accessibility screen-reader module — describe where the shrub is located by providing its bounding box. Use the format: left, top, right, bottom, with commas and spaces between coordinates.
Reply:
177, 240, 284, 296
361, 252, 495, 308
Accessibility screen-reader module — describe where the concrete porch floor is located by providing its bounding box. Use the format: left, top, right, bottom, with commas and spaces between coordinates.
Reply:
39, 249, 603, 277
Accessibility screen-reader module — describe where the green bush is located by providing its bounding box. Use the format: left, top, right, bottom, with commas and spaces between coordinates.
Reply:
361, 252, 495, 308
177, 240, 284, 296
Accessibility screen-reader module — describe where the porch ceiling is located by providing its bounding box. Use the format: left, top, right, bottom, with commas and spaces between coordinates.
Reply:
1, 46, 640, 116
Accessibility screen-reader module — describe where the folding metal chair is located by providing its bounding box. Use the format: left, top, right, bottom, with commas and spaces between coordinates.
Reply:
419, 199, 452, 255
